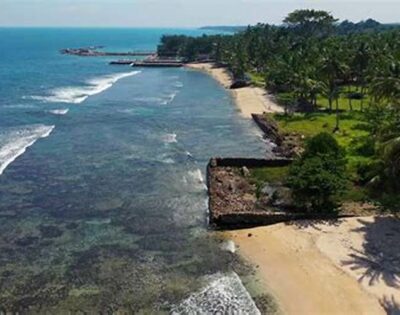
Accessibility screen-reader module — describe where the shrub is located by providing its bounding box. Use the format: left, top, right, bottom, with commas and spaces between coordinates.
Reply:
303, 132, 345, 158
356, 160, 384, 184
287, 132, 347, 212
353, 136, 376, 157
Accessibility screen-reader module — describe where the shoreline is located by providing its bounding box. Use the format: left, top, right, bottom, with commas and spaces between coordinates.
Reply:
185, 63, 284, 118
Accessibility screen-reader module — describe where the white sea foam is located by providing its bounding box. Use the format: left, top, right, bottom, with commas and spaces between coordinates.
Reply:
161, 91, 178, 105
133, 96, 165, 104
221, 240, 236, 254
32, 71, 141, 104
3, 104, 36, 109
117, 108, 136, 114
174, 81, 184, 88
171, 272, 261, 314
188, 169, 204, 184
49, 109, 69, 115
183, 169, 207, 191
162, 158, 175, 164
0, 125, 55, 175
162, 133, 177, 144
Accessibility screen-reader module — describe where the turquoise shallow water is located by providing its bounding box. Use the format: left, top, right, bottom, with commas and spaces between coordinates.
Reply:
0, 28, 268, 312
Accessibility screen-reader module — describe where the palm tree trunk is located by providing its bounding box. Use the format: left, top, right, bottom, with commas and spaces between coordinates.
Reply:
360, 86, 365, 111
334, 98, 340, 132
328, 97, 333, 113
348, 86, 353, 111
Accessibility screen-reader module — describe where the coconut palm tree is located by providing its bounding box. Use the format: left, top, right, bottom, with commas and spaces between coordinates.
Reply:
318, 43, 348, 130
370, 59, 400, 108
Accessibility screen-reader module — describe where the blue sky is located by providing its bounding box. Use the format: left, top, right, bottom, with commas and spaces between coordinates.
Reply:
1, 0, 399, 27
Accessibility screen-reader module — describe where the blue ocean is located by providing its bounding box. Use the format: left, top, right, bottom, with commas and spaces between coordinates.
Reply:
0, 28, 267, 313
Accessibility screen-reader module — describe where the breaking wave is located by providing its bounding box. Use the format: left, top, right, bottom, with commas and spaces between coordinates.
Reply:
171, 272, 261, 314
49, 109, 69, 115
183, 169, 207, 191
0, 125, 55, 175
31, 71, 141, 104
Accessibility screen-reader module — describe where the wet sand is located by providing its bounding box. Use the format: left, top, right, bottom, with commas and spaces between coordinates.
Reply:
186, 63, 283, 118
227, 216, 400, 315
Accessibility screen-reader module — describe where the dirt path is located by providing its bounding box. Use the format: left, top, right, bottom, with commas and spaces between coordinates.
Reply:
228, 220, 389, 315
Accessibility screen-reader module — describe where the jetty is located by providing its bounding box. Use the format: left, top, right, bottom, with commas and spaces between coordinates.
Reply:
132, 60, 183, 68
131, 56, 184, 68
109, 60, 136, 65
61, 48, 156, 57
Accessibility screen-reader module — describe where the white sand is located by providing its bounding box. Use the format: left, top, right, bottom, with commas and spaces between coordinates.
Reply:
227, 216, 400, 315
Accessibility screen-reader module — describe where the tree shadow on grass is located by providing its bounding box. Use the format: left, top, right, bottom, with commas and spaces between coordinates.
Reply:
341, 216, 400, 289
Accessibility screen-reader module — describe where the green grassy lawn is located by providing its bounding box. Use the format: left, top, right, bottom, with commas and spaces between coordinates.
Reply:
275, 85, 372, 112
274, 111, 371, 171
249, 166, 290, 199
274, 111, 369, 147
271, 110, 373, 202
250, 166, 289, 185
316, 92, 372, 112
250, 82, 395, 208
248, 72, 266, 87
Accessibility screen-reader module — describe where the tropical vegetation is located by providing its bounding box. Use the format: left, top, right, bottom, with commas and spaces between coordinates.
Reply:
158, 10, 400, 210
287, 132, 347, 211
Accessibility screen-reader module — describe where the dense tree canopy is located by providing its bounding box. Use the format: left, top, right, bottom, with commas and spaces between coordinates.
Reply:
283, 9, 337, 37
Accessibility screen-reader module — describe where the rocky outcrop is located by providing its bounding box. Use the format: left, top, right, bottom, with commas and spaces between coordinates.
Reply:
230, 79, 250, 89
209, 157, 292, 168
252, 114, 283, 145
257, 183, 294, 210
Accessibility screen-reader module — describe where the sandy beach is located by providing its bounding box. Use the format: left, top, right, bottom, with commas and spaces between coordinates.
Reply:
186, 63, 283, 118
227, 216, 400, 315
